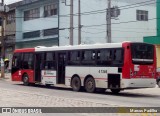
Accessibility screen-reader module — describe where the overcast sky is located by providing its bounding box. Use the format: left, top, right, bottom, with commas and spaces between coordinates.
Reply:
4, 0, 22, 5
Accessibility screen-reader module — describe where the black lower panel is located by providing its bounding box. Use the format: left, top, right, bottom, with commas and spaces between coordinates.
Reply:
108, 74, 120, 89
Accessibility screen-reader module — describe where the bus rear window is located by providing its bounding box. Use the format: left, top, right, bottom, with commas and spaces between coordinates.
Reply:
131, 43, 154, 64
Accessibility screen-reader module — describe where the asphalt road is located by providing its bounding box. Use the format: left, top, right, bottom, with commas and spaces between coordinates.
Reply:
0, 80, 160, 107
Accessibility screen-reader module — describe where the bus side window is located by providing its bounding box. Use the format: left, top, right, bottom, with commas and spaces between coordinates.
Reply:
12, 54, 20, 67
28, 53, 34, 69
44, 52, 55, 70
68, 51, 80, 65
81, 50, 95, 65
22, 53, 34, 69
97, 51, 100, 60
113, 49, 123, 64
97, 49, 112, 66
113, 50, 117, 60
92, 51, 96, 60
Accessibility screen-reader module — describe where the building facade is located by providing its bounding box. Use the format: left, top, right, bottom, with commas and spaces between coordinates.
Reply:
59, 0, 156, 45
4, 2, 22, 69
16, 0, 59, 48
15, 0, 157, 48
144, 0, 160, 68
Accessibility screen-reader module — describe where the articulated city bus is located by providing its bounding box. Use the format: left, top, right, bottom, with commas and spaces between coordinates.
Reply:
11, 42, 157, 94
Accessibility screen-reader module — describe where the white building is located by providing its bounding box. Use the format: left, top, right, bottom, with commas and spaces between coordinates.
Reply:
15, 0, 156, 48
59, 0, 156, 45
16, 0, 59, 48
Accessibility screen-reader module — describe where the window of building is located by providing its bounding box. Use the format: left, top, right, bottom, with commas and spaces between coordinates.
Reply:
23, 30, 40, 39
136, 10, 148, 21
44, 4, 58, 17
43, 28, 58, 36
7, 12, 15, 24
24, 8, 40, 21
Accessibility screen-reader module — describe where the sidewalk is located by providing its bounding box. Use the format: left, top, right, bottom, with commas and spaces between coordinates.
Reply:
0, 73, 11, 81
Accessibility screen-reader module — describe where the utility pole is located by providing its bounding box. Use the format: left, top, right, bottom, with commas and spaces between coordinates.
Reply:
78, 0, 81, 45
106, 0, 111, 43
70, 0, 73, 45
0, 0, 5, 78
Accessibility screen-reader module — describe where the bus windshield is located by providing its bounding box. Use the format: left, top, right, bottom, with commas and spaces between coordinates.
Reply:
131, 43, 154, 65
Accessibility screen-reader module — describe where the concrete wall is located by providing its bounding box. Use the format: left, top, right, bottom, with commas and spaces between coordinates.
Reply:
5, 23, 16, 36
16, 0, 59, 47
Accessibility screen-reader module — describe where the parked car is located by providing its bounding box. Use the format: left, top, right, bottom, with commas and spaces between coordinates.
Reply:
156, 67, 160, 88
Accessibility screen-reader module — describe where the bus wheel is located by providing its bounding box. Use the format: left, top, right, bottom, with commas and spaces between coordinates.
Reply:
158, 80, 160, 88
71, 76, 81, 92
110, 89, 121, 94
46, 84, 51, 87
23, 74, 29, 86
85, 77, 96, 93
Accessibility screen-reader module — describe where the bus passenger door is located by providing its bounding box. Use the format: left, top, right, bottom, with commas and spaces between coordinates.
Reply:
57, 53, 66, 84
34, 53, 43, 82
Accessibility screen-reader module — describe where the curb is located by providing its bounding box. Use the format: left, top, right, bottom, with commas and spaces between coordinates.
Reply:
0, 73, 11, 81
0, 78, 11, 81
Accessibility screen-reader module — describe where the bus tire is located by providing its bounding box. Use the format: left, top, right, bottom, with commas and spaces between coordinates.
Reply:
96, 88, 106, 93
23, 74, 29, 86
46, 84, 51, 87
85, 77, 96, 93
111, 89, 121, 94
71, 76, 81, 92
157, 80, 160, 88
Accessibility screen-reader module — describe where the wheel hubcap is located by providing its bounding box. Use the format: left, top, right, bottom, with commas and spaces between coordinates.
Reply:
87, 81, 93, 90
73, 78, 79, 89
75, 80, 78, 87
24, 77, 28, 82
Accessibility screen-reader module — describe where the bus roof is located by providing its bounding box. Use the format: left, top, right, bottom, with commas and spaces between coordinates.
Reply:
14, 48, 35, 53
14, 42, 152, 53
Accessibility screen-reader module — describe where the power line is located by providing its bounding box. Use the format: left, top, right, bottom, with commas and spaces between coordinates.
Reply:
11, 0, 156, 19
59, 35, 152, 39
74, 29, 155, 35
4, 27, 157, 33
5, 26, 156, 34
68, 0, 156, 16
76, 17, 157, 28
119, 0, 155, 8
4, 17, 158, 32
83, 26, 157, 31
15, 18, 157, 32
67, 0, 156, 16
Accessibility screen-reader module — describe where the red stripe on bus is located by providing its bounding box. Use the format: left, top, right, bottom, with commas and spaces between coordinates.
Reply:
14, 48, 35, 53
